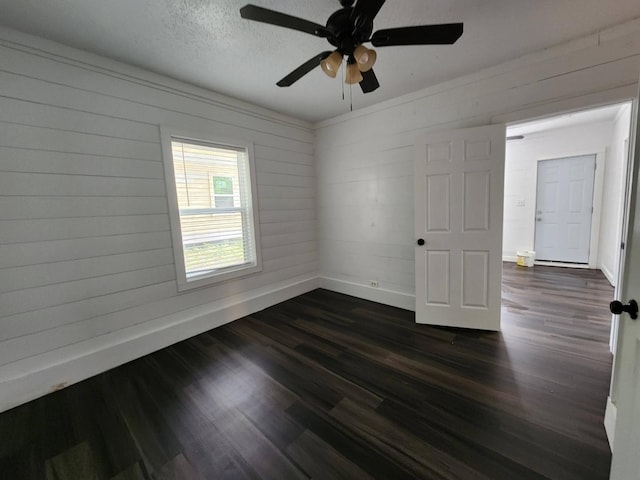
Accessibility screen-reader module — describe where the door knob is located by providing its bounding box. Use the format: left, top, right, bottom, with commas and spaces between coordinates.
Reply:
417, 238, 425, 246
610, 299, 638, 320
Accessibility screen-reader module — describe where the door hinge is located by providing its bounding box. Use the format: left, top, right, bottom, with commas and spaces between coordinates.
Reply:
621, 242, 625, 250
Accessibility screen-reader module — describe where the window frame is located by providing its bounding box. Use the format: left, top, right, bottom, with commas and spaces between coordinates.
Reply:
160, 126, 262, 292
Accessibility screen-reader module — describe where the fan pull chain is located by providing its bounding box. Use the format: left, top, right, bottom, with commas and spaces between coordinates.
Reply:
340, 60, 352, 112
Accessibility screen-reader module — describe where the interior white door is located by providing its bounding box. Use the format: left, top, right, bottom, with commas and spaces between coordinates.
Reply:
609, 96, 640, 480
415, 124, 505, 331
534, 155, 596, 263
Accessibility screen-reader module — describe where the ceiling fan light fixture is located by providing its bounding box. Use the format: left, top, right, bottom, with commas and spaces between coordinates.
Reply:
240, 2, 463, 93
345, 62, 363, 85
321, 50, 343, 78
354, 45, 377, 72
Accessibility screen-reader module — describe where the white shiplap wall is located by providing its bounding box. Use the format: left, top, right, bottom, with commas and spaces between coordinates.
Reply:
315, 18, 640, 311
0, 28, 318, 412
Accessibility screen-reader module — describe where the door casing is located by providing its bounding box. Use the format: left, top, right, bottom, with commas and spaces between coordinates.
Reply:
528, 150, 605, 269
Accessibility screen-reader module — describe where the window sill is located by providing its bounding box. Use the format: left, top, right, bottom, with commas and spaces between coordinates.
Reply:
176, 263, 262, 292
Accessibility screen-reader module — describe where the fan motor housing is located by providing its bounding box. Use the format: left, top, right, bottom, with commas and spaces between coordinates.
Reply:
326, 7, 373, 54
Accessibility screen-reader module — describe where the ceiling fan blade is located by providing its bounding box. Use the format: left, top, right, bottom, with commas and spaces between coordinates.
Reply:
359, 69, 380, 93
240, 4, 328, 38
371, 23, 463, 47
277, 51, 332, 87
351, 0, 385, 37
351, 0, 386, 24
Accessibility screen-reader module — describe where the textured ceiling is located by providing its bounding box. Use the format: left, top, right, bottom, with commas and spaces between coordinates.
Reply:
1, 0, 640, 123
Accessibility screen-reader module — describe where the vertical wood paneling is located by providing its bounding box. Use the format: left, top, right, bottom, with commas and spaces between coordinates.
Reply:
0, 27, 317, 406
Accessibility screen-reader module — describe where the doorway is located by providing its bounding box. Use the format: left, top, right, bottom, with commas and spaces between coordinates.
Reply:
504, 101, 633, 356
503, 102, 632, 283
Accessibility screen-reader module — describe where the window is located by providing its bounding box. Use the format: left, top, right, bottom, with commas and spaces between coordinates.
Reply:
161, 128, 261, 290
212, 176, 234, 208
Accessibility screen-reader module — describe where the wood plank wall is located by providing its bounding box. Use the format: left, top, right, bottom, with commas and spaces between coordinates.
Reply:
315, 18, 640, 311
0, 28, 318, 412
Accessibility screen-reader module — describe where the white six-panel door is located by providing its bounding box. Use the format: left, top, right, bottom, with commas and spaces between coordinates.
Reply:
534, 155, 596, 263
415, 125, 506, 331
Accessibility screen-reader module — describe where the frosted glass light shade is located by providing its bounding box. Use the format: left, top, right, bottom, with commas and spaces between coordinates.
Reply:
345, 62, 363, 84
354, 45, 376, 72
321, 51, 343, 78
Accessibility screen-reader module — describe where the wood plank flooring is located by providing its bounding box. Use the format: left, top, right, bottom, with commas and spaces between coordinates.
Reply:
0, 264, 614, 479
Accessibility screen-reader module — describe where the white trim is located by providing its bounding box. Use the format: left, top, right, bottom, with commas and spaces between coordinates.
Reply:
503, 258, 595, 269
590, 150, 606, 269
605, 396, 618, 451
495, 87, 638, 130
611, 109, 636, 355
533, 261, 590, 269
320, 277, 415, 311
531, 151, 605, 268
0, 275, 320, 414
601, 263, 617, 287
160, 127, 263, 291
610, 314, 620, 355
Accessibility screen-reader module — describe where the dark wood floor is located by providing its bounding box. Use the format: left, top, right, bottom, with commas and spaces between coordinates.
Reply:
0, 264, 614, 479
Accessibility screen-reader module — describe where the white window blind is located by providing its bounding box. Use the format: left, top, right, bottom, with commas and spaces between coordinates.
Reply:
170, 137, 259, 283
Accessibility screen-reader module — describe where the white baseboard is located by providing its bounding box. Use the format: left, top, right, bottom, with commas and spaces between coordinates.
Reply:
320, 277, 415, 311
504, 256, 601, 271
0, 275, 320, 414
533, 261, 590, 269
600, 263, 617, 287
605, 396, 617, 451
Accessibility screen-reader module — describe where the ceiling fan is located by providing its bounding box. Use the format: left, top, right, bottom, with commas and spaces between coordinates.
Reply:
239, 0, 463, 94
